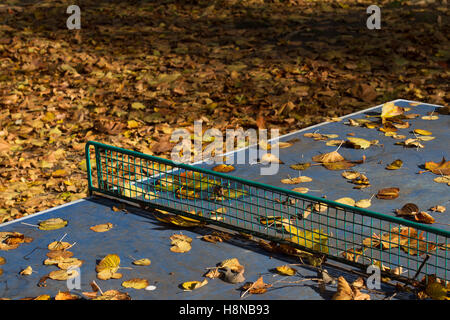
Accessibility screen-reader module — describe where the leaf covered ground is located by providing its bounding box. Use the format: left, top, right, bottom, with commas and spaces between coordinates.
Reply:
0, 0, 448, 222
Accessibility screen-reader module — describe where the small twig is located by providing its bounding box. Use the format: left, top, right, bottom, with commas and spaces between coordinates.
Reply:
412, 254, 430, 281
21, 222, 39, 228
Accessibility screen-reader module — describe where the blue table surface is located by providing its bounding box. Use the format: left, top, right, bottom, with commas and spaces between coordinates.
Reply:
1, 99, 447, 300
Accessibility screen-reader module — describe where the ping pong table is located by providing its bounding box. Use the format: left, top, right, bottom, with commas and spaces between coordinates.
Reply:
0, 99, 448, 300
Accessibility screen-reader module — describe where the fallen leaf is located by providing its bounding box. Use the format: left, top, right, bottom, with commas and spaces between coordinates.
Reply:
334, 197, 355, 207
376, 187, 399, 200
48, 241, 71, 251
395, 203, 419, 216
218, 258, 244, 273
39, 218, 68, 230
260, 153, 283, 164
122, 278, 149, 289
181, 279, 208, 291
241, 276, 271, 295
133, 258, 151, 266
414, 211, 435, 224
55, 291, 79, 300
212, 164, 235, 173
312, 151, 344, 163
90, 223, 113, 233
355, 199, 372, 208
424, 157, 450, 175
414, 129, 432, 136
280, 176, 312, 184
347, 137, 371, 149
20, 266, 33, 275
96, 254, 120, 280
49, 269, 79, 281
386, 159, 403, 170
275, 265, 296, 276
430, 205, 446, 213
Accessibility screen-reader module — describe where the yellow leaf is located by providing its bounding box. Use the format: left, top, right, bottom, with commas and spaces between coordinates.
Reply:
127, 120, 140, 129
334, 197, 355, 207
20, 266, 33, 275
181, 279, 208, 291
414, 129, 432, 136
122, 278, 149, 289
275, 265, 296, 276
347, 137, 371, 149
90, 223, 113, 233
96, 254, 120, 280
39, 218, 68, 231
133, 258, 151, 266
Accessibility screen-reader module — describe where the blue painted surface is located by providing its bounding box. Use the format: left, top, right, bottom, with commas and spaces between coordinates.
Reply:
0, 99, 446, 300
0, 197, 398, 300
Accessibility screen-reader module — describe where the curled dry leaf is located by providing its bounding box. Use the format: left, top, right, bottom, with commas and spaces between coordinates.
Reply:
395, 203, 419, 217
386, 159, 403, 170
181, 279, 208, 291
20, 266, 33, 275
204, 267, 221, 279
424, 157, 450, 175
93, 290, 131, 300
57, 258, 83, 270
0, 257, 5, 265
414, 211, 435, 224
218, 258, 244, 273
342, 171, 360, 180
275, 265, 296, 276
332, 276, 370, 300
90, 223, 113, 233
241, 276, 271, 295
46, 250, 73, 259
202, 235, 223, 243
133, 258, 151, 266
376, 187, 399, 200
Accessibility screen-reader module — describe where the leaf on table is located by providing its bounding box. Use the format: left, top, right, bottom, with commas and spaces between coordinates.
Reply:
386, 159, 403, 170
38, 218, 68, 231
395, 203, 419, 217
396, 139, 424, 148
341, 247, 366, 262
201, 235, 223, 243
260, 153, 283, 164
218, 258, 244, 273
212, 164, 235, 173
376, 187, 399, 200
0, 232, 29, 250
170, 234, 192, 253
20, 266, 33, 275
424, 157, 450, 175
380, 102, 404, 123
414, 211, 435, 224
275, 265, 296, 276
292, 187, 309, 193
49, 269, 79, 281
48, 241, 71, 251
433, 176, 450, 185
414, 129, 432, 136
342, 171, 360, 180
290, 162, 311, 170
355, 199, 372, 208
92, 290, 131, 300
57, 257, 83, 270
90, 223, 113, 233
430, 205, 446, 213
181, 279, 208, 291
312, 151, 344, 163
96, 254, 120, 280
55, 291, 79, 300
241, 276, 272, 295
280, 176, 312, 184
334, 197, 355, 207
347, 137, 371, 149
204, 267, 221, 279
133, 258, 151, 266
122, 278, 149, 289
